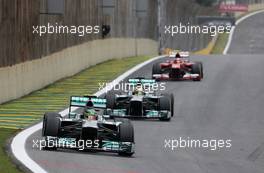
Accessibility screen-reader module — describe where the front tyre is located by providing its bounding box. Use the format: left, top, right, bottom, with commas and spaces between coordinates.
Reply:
159, 96, 171, 121
118, 119, 134, 156
42, 113, 61, 150
191, 62, 203, 81
42, 112, 61, 137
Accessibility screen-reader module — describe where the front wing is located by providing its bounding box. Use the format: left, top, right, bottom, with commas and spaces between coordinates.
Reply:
107, 109, 171, 119
42, 136, 134, 154
152, 73, 200, 81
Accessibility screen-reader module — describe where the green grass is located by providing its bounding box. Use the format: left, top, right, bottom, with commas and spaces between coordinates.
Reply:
0, 55, 152, 173
210, 9, 263, 55
0, 56, 151, 129
211, 33, 229, 54
0, 128, 23, 173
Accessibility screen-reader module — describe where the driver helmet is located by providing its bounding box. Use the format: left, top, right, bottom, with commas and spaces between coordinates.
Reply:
175, 52, 181, 58
84, 101, 97, 120
134, 85, 144, 96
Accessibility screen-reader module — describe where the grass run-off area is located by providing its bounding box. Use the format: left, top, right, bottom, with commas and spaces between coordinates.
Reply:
211, 33, 229, 54
0, 129, 23, 173
0, 55, 152, 173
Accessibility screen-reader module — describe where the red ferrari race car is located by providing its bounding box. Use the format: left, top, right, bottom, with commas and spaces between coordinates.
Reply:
152, 51, 203, 81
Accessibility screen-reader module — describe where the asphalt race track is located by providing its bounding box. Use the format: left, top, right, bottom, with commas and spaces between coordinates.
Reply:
25, 12, 264, 173
228, 12, 264, 54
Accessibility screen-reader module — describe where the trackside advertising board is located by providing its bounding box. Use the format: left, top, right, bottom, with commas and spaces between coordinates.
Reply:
219, 4, 248, 12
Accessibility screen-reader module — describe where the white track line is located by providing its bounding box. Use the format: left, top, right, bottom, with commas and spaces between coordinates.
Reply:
11, 55, 164, 173
223, 9, 264, 55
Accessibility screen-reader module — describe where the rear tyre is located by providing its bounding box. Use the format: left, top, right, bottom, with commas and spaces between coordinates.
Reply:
105, 91, 120, 109
152, 63, 162, 75
159, 96, 171, 121
118, 119, 134, 156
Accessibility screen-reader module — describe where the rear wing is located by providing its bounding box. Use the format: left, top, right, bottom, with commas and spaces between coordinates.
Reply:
169, 50, 190, 58
128, 78, 156, 85
70, 96, 106, 109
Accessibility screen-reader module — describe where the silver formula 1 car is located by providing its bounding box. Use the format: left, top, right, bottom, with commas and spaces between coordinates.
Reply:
105, 78, 174, 121
42, 96, 135, 156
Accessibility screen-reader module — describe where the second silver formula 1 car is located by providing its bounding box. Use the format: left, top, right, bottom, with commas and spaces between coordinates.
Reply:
105, 78, 174, 121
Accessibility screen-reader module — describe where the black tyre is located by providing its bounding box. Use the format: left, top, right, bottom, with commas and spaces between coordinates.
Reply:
159, 96, 171, 121
42, 112, 61, 137
169, 94, 174, 117
196, 61, 203, 78
118, 119, 134, 156
105, 91, 119, 109
191, 62, 203, 81
152, 63, 162, 75
162, 93, 174, 117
